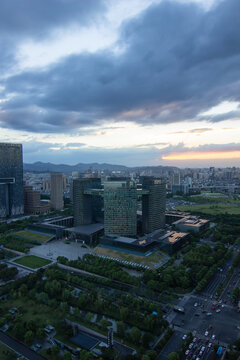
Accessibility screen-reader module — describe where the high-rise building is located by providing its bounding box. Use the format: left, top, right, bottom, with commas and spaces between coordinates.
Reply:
104, 178, 137, 237
24, 185, 50, 214
172, 172, 180, 185
0, 143, 24, 218
50, 173, 63, 210
72, 178, 102, 226
142, 177, 166, 233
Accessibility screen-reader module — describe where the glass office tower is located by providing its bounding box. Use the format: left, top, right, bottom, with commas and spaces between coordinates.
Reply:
142, 177, 166, 233
104, 178, 137, 237
0, 143, 24, 218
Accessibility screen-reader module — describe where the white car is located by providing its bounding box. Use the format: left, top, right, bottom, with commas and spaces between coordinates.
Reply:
212, 334, 216, 340
216, 309, 221, 313
201, 346, 205, 352
208, 343, 212, 348
193, 337, 197, 343
189, 343, 193, 349
182, 334, 187, 340
205, 331, 209, 336
185, 350, 190, 355
194, 302, 198, 307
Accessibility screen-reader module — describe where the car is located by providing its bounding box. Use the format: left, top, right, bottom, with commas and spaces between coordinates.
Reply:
199, 351, 203, 356
211, 306, 216, 310
194, 302, 198, 307
201, 346, 205, 352
208, 343, 212, 348
193, 337, 197, 343
185, 350, 190, 355
205, 331, 209, 336
216, 309, 221, 313
212, 334, 216, 340
219, 299, 222, 303
189, 343, 193, 349
182, 334, 187, 340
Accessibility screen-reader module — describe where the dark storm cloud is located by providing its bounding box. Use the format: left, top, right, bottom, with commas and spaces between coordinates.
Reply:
0, 0, 105, 37
1, 0, 240, 132
0, 0, 105, 74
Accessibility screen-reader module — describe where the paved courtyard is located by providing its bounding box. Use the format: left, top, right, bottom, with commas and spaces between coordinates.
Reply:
29, 239, 91, 260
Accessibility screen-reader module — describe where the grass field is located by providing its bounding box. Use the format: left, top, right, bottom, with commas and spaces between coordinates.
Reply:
14, 255, 51, 269
93, 246, 165, 269
14, 230, 52, 243
176, 203, 240, 215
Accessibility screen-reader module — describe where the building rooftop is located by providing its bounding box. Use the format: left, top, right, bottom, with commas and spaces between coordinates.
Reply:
167, 231, 188, 243
66, 223, 104, 235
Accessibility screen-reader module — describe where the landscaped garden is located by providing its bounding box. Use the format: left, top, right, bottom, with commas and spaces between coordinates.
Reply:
14, 230, 52, 243
14, 255, 51, 269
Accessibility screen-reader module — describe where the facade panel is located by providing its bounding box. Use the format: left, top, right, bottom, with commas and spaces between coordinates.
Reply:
0, 143, 24, 218
142, 177, 166, 233
104, 179, 137, 237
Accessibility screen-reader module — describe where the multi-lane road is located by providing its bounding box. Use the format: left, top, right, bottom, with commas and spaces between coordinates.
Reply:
159, 245, 240, 360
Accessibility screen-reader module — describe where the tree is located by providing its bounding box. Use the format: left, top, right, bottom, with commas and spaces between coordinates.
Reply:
24, 330, 34, 345
80, 349, 95, 360
51, 345, 60, 357
36, 328, 45, 339
130, 327, 141, 344
141, 332, 154, 347
232, 287, 240, 302
63, 352, 72, 360
145, 350, 157, 360
117, 321, 125, 338
234, 338, 240, 351
168, 352, 179, 360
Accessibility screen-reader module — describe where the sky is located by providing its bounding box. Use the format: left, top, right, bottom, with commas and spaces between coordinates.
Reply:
0, 0, 240, 168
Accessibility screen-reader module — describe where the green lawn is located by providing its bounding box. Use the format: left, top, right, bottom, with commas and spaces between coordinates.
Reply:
14, 230, 52, 243
14, 255, 51, 269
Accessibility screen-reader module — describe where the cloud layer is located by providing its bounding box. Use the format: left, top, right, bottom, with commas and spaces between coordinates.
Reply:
0, 0, 239, 135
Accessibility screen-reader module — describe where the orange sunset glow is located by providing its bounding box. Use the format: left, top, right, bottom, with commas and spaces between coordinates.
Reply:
162, 150, 240, 161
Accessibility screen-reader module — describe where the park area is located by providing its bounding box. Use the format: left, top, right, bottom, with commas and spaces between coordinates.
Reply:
14, 255, 51, 269
14, 230, 52, 243
176, 194, 240, 216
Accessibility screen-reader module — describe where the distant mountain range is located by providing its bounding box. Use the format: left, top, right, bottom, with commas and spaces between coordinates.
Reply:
23, 161, 178, 173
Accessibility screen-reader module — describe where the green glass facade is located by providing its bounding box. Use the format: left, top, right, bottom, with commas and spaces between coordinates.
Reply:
104, 179, 137, 237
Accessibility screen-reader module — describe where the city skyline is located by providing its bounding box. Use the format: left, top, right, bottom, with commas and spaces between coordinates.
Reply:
0, 0, 240, 167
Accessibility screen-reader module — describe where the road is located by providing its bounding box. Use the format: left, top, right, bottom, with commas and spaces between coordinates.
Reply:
158, 246, 240, 359
0, 331, 47, 360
